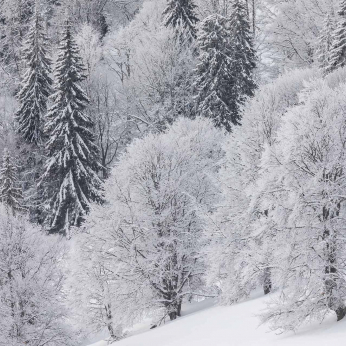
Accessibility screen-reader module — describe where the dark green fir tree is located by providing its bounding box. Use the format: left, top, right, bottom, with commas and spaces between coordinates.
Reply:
228, 0, 256, 121
16, 4, 52, 145
15, 3, 52, 224
327, 0, 346, 73
194, 14, 236, 131
194, 1, 256, 132
163, 0, 199, 38
0, 148, 25, 215
40, 21, 104, 236
316, 13, 336, 74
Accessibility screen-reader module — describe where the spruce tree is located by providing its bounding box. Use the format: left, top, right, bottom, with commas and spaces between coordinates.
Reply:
14, 3, 52, 225
327, 0, 346, 73
316, 13, 336, 74
194, 1, 256, 132
194, 14, 237, 132
0, 148, 25, 215
15, 5, 52, 145
228, 0, 256, 116
163, 0, 199, 38
41, 21, 103, 236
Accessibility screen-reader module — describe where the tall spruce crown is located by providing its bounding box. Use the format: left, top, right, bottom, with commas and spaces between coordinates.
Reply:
40, 19, 104, 236
15, 3, 52, 145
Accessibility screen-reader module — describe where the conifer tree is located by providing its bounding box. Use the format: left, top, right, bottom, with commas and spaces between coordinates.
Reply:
228, 0, 256, 115
163, 0, 199, 38
194, 1, 256, 132
316, 13, 336, 73
327, 0, 346, 73
15, 3, 52, 145
40, 21, 103, 236
194, 14, 237, 132
0, 148, 25, 215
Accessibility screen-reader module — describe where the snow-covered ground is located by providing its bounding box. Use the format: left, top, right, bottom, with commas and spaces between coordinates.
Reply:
88, 294, 346, 346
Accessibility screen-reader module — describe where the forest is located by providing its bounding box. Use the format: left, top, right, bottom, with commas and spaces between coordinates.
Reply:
1, 0, 346, 345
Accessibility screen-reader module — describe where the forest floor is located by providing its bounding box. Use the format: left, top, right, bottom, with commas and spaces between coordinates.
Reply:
87, 292, 346, 346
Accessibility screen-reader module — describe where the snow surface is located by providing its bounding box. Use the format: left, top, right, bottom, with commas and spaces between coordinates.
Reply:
88, 293, 346, 346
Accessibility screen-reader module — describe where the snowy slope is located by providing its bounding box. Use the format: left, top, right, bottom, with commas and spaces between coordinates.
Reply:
89, 294, 346, 346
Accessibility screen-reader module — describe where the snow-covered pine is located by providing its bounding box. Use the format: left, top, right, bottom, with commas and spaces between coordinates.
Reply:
326, 0, 346, 73
15, 3, 52, 145
163, 0, 199, 39
41, 21, 104, 236
316, 12, 336, 74
194, 2, 256, 132
0, 148, 25, 215
194, 14, 236, 132
228, 0, 256, 110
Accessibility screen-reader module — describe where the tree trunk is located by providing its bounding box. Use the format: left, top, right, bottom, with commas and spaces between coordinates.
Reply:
168, 298, 182, 320
169, 311, 178, 320
105, 303, 117, 340
322, 200, 346, 321
335, 305, 346, 321
252, 0, 256, 36
177, 299, 182, 317
263, 267, 272, 295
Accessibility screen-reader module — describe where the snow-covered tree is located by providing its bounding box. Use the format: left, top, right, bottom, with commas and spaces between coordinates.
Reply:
194, 2, 256, 132
206, 68, 321, 304
82, 118, 224, 324
40, 21, 104, 236
228, 0, 256, 110
15, 5, 52, 145
0, 148, 25, 214
0, 0, 35, 82
0, 204, 74, 346
13, 4, 53, 224
68, 236, 125, 343
194, 14, 236, 131
163, 0, 199, 38
260, 80, 346, 330
87, 71, 134, 179
76, 26, 134, 178
75, 23, 102, 88
260, 0, 338, 71
105, 0, 198, 131
316, 13, 336, 73
327, 0, 346, 73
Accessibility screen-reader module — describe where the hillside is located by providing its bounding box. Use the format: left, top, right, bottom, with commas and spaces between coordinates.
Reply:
2, 0, 346, 345
88, 294, 346, 346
